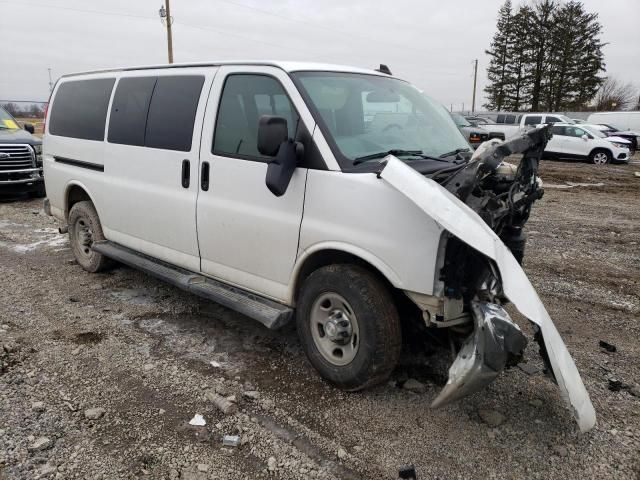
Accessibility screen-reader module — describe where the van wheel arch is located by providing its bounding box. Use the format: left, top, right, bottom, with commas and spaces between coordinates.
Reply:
65, 184, 93, 220
293, 249, 418, 317
295, 250, 393, 300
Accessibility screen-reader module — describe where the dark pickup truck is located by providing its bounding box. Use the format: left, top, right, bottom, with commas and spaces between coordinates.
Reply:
0, 106, 44, 197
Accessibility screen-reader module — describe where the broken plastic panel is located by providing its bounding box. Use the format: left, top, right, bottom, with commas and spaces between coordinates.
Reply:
431, 302, 527, 408
380, 156, 596, 432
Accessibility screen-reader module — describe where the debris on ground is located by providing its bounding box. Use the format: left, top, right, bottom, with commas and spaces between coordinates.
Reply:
205, 389, 238, 415
599, 340, 617, 352
545, 181, 605, 189
84, 407, 106, 420
478, 409, 506, 427
222, 435, 240, 447
188, 413, 206, 426
402, 378, 427, 393
399, 464, 418, 479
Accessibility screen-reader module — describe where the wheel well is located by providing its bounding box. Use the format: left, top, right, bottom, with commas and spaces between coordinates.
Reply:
294, 249, 423, 344
590, 147, 611, 158
65, 185, 91, 219
294, 249, 419, 316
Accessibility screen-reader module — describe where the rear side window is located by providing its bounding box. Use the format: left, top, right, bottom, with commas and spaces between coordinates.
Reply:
551, 125, 566, 136
213, 74, 299, 161
545, 116, 562, 123
524, 115, 542, 126
49, 78, 115, 140
504, 114, 516, 124
145, 76, 205, 151
108, 77, 156, 146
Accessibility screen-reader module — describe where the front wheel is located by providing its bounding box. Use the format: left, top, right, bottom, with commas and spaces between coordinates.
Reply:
296, 264, 401, 391
589, 149, 611, 165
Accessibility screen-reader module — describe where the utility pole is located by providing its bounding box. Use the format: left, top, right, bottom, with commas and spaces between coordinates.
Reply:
159, 1, 174, 64
471, 59, 478, 113
47, 68, 53, 93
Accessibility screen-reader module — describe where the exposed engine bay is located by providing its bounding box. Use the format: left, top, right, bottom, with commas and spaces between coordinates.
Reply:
379, 127, 596, 432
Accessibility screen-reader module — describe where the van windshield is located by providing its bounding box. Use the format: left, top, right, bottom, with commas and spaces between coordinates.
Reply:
293, 72, 469, 165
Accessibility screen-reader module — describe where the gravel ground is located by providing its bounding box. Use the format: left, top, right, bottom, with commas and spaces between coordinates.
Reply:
1, 156, 639, 479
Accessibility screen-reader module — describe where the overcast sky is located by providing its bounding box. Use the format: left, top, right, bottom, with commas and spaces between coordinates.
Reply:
1, 0, 639, 109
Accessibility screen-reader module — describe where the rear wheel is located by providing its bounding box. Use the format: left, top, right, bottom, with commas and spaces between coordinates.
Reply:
296, 264, 401, 391
68, 201, 112, 273
589, 149, 611, 165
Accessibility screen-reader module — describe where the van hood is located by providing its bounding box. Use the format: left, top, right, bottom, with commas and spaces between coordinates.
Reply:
380, 155, 596, 432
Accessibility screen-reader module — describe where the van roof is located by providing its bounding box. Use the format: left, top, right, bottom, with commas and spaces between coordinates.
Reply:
60, 60, 395, 79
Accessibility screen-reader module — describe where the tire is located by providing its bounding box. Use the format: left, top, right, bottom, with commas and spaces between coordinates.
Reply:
296, 264, 401, 391
589, 149, 611, 165
68, 201, 112, 273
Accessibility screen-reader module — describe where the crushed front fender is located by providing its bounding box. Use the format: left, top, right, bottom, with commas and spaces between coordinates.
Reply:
380, 156, 596, 432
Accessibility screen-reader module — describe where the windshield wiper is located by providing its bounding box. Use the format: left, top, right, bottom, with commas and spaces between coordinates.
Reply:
439, 148, 471, 158
353, 149, 424, 165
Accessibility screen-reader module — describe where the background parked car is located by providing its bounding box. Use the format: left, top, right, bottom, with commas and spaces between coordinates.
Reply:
0, 106, 44, 197
450, 113, 489, 148
587, 111, 640, 132
472, 112, 575, 139
588, 123, 638, 154
545, 123, 630, 164
464, 116, 506, 140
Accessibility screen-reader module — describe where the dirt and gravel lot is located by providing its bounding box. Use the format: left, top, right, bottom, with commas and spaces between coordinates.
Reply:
1, 156, 639, 480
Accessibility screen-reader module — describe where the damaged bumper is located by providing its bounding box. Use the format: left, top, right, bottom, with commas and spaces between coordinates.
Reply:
381, 156, 596, 432
431, 302, 527, 408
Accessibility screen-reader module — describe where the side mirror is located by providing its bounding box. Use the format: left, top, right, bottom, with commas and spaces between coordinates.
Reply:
24, 123, 35, 134
258, 115, 288, 156
581, 134, 589, 141
257, 115, 302, 197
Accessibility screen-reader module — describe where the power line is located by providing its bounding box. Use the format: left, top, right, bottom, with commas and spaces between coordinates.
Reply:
0, 0, 469, 77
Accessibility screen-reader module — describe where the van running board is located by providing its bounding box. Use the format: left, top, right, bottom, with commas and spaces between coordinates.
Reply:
92, 241, 293, 330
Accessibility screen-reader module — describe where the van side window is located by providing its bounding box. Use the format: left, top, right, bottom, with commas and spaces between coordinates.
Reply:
546, 116, 561, 123
213, 75, 299, 161
49, 78, 115, 141
496, 114, 505, 124
108, 77, 156, 146
524, 115, 542, 126
505, 114, 516, 124
145, 76, 205, 152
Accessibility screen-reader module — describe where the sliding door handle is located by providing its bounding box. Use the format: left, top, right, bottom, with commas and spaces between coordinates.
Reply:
201, 161, 210, 191
181, 159, 190, 188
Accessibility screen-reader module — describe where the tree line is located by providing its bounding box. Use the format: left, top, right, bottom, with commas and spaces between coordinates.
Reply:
484, 0, 607, 112
1, 102, 45, 118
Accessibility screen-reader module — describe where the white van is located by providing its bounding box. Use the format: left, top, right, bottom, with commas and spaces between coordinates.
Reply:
587, 111, 640, 132
43, 61, 594, 431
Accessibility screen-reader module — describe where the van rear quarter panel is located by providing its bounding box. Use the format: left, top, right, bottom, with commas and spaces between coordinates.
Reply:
298, 169, 444, 296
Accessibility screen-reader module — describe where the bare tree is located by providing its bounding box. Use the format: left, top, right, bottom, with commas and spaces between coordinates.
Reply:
593, 77, 639, 111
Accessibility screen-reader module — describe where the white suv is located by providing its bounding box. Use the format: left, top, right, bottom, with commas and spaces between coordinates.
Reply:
545, 123, 630, 164
42, 61, 594, 431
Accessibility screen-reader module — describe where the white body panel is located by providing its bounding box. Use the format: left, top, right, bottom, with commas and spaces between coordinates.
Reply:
297, 169, 444, 300
380, 156, 596, 432
587, 111, 640, 132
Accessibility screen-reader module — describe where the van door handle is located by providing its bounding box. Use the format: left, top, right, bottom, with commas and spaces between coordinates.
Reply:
201, 161, 210, 191
181, 159, 190, 188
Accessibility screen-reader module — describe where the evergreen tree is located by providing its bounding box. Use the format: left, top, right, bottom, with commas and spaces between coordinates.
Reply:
483, 0, 513, 110
503, 5, 533, 111
484, 0, 606, 112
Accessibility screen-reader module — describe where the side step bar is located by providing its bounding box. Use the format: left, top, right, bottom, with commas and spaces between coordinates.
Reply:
92, 241, 293, 330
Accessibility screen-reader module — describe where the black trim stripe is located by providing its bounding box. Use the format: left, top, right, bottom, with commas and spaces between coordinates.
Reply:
53, 156, 104, 172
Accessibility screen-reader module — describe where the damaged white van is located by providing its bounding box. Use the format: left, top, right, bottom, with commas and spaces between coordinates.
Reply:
43, 61, 595, 431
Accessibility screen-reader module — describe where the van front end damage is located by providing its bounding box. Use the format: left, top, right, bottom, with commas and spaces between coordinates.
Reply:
380, 127, 596, 432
